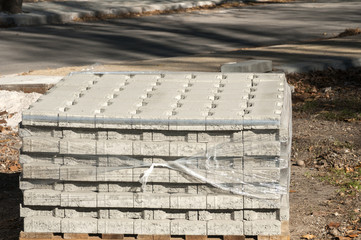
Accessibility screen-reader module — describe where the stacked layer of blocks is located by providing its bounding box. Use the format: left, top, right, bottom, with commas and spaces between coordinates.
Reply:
19, 72, 292, 236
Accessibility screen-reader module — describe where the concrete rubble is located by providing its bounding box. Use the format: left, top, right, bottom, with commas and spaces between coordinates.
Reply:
19, 72, 292, 236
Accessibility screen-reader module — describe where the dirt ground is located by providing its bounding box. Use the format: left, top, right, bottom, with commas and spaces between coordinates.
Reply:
0, 68, 360, 240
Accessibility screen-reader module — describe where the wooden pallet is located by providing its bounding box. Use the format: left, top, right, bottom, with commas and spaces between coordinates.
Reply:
19, 233, 290, 240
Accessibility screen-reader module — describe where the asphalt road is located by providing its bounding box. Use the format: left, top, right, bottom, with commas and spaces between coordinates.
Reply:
0, 1, 361, 75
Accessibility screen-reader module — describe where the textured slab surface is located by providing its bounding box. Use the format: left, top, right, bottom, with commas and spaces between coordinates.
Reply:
22, 73, 287, 130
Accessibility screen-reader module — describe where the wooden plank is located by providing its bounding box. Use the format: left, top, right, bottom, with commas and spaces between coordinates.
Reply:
280, 221, 289, 236
258, 236, 290, 240
19, 233, 287, 240
153, 235, 171, 240
257, 236, 270, 240
123, 236, 137, 240
137, 235, 154, 240
20, 232, 55, 240
63, 233, 90, 239
20, 232, 55, 239
102, 234, 124, 239
224, 236, 246, 240
185, 236, 207, 240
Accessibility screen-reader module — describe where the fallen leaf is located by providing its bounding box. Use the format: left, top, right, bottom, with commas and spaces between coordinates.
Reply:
328, 222, 341, 229
301, 234, 316, 239
336, 237, 351, 240
347, 234, 359, 238
9, 165, 19, 172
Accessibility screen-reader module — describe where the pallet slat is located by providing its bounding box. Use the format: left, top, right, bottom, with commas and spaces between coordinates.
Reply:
19, 233, 290, 240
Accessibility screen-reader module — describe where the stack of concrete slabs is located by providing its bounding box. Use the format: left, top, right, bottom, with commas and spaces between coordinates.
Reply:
19, 72, 292, 237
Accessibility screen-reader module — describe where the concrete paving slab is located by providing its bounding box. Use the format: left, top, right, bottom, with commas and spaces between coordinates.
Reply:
221, 60, 273, 73
21, 72, 290, 130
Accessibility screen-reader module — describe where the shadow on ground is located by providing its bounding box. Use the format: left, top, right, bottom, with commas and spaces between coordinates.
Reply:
0, 173, 22, 240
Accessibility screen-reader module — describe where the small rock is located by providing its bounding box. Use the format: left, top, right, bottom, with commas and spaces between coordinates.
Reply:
329, 228, 340, 236
323, 87, 332, 92
296, 160, 305, 167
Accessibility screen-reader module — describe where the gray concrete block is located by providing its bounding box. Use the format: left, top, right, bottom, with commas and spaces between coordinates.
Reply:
98, 219, 134, 234
133, 167, 170, 183
61, 192, 97, 208
20, 180, 59, 191
207, 220, 243, 235
244, 196, 281, 209
19, 155, 53, 165
109, 210, 142, 220
107, 183, 145, 193
279, 207, 290, 221
64, 183, 98, 192
207, 142, 244, 157
99, 209, 109, 219
199, 211, 233, 221
170, 142, 207, 156
171, 220, 207, 235
232, 210, 243, 221
64, 209, 97, 218
61, 218, 98, 233
60, 166, 96, 181
24, 216, 61, 233
20, 206, 53, 218
221, 60, 272, 73
142, 210, 154, 220
206, 195, 243, 209
244, 141, 281, 156
243, 129, 278, 142
22, 137, 59, 153
97, 192, 133, 208
244, 169, 281, 183
152, 184, 188, 194
134, 193, 170, 209
186, 133, 197, 142
59, 139, 96, 155
187, 211, 198, 221
198, 132, 232, 143
153, 210, 188, 220
153, 210, 167, 220
133, 220, 170, 234
63, 156, 96, 166
243, 220, 281, 235
169, 170, 194, 183
133, 141, 170, 156
97, 167, 133, 182
97, 140, 133, 155
23, 190, 61, 206
243, 210, 278, 221
170, 195, 207, 209
63, 129, 97, 140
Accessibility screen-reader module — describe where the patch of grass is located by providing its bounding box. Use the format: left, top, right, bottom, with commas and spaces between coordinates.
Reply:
337, 28, 361, 38
319, 168, 361, 194
333, 140, 354, 150
300, 98, 361, 121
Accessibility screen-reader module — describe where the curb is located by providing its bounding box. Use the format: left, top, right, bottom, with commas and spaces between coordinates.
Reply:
275, 56, 361, 73
0, 0, 228, 27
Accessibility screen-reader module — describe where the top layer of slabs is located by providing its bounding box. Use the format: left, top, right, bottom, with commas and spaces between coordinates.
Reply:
22, 72, 289, 131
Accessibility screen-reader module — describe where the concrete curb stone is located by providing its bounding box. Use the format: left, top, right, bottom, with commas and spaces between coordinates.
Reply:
0, 0, 227, 27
